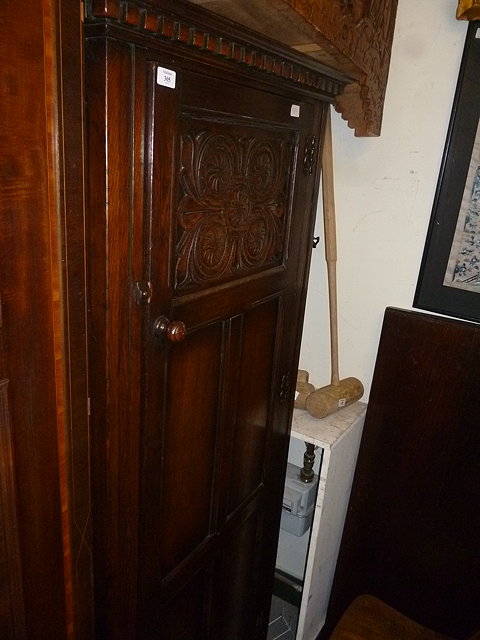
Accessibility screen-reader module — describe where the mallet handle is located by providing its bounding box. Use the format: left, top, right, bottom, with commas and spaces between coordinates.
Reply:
322, 107, 340, 386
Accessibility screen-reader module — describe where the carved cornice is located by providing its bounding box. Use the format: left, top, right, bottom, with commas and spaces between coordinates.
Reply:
85, 0, 352, 101
184, 0, 398, 136
286, 0, 399, 136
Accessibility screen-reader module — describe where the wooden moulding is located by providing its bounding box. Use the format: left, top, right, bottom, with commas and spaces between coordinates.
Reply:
456, 0, 480, 20
185, 0, 399, 136
87, 0, 354, 103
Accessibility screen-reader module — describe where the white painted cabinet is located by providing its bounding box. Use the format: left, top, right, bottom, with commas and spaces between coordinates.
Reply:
290, 403, 366, 640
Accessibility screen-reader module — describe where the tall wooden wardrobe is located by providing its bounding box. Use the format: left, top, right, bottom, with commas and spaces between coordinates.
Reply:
0, 1, 396, 638
84, 4, 350, 637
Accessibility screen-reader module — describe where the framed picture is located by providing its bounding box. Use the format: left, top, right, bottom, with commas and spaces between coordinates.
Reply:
414, 21, 480, 323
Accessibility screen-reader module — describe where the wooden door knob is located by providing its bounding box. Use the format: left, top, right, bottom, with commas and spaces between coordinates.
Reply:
153, 315, 186, 342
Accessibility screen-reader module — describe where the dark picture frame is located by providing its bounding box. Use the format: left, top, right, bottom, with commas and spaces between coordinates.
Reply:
414, 21, 480, 323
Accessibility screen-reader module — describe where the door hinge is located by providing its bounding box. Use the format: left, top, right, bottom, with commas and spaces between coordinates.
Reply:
279, 371, 293, 404
303, 135, 317, 176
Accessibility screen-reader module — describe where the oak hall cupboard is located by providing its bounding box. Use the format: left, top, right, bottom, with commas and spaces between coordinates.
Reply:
1, 1, 356, 637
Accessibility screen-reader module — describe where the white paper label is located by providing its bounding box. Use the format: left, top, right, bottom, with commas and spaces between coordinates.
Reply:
157, 67, 176, 89
290, 104, 300, 118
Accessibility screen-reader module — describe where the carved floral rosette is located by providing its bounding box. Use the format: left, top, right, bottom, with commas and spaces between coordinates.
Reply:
174, 126, 293, 291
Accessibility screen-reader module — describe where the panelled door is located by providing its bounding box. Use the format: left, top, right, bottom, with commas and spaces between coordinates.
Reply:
86, 34, 324, 640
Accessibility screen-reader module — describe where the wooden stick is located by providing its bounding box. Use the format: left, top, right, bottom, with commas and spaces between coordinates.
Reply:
322, 107, 339, 386
305, 106, 364, 419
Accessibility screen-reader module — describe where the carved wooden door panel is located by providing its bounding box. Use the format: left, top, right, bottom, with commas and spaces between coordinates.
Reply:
86, 35, 324, 640
139, 63, 324, 640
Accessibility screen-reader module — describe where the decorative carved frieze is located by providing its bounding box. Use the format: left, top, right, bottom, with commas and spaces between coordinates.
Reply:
85, 0, 352, 101
185, 0, 398, 136
175, 125, 293, 291
288, 0, 398, 136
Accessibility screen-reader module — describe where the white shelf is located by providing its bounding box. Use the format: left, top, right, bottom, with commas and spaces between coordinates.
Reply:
291, 402, 366, 449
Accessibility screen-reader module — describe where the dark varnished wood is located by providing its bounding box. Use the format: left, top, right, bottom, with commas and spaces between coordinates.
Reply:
44, 3, 95, 638
86, 36, 143, 640
322, 308, 480, 639
86, 0, 353, 100
1, 2, 66, 638
84, 4, 339, 634
55, 1, 94, 635
0, 1, 91, 638
0, 1, 393, 638
0, 376, 26, 638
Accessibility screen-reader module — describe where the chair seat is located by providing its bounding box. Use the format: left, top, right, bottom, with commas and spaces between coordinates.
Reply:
329, 595, 454, 640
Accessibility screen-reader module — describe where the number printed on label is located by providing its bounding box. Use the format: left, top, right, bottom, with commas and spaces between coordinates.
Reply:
157, 67, 177, 89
